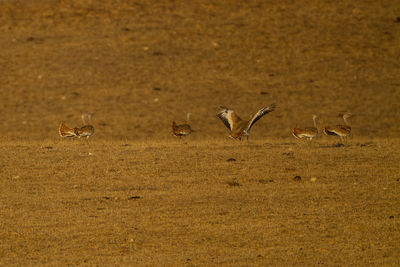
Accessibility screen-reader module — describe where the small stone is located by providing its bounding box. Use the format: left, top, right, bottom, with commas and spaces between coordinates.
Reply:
259, 179, 274, 184
293, 175, 301, 181
226, 158, 236, 162
211, 41, 219, 47
333, 143, 344, 148
227, 181, 240, 187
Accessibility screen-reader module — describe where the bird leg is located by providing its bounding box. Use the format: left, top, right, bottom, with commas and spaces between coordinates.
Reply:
85, 136, 90, 148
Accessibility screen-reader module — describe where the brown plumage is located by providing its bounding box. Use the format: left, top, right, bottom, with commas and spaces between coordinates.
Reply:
172, 113, 192, 137
76, 113, 95, 139
59, 122, 78, 137
59, 114, 95, 141
323, 113, 352, 139
217, 104, 275, 140
292, 115, 318, 140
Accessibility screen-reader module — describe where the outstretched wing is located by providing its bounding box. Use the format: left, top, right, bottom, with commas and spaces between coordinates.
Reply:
246, 103, 276, 132
217, 106, 243, 131
217, 107, 235, 131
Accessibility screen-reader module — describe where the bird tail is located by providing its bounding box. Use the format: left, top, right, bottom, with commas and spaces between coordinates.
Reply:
323, 127, 335, 136
59, 122, 77, 137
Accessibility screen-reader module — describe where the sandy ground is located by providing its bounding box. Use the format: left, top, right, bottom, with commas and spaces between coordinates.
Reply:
0, 0, 400, 265
0, 139, 399, 265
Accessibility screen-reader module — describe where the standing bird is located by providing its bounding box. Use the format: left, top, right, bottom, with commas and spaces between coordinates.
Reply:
323, 113, 352, 140
217, 104, 275, 140
172, 113, 192, 137
75, 113, 95, 140
292, 115, 318, 141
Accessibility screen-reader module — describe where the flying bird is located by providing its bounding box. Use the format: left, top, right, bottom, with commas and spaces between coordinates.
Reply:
217, 104, 275, 140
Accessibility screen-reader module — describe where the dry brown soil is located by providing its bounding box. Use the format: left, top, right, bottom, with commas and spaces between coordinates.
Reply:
0, 1, 400, 266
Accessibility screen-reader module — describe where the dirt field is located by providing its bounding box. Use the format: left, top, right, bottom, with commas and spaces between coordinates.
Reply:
0, 0, 400, 266
1, 139, 399, 265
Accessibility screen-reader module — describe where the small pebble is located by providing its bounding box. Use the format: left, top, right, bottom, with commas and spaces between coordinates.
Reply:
293, 175, 301, 181
227, 181, 240, 187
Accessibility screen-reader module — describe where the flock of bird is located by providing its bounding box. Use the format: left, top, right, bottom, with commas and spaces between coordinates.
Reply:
292, 113, 352, 141
59, 104, 352, 142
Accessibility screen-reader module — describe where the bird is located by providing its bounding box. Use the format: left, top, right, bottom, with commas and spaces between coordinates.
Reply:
217, 104, 275, 140
172, 113, 192, 137
59, 122, 78, 138
323, 113, 352, 140
292, 115, 318, 141
75, 113, 95, 140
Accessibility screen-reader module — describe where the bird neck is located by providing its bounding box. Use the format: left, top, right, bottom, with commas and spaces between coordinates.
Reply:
87, 114, 93, 125
81, 114, 87, 125
343, 116, 349, 125
313, 117, 317, 128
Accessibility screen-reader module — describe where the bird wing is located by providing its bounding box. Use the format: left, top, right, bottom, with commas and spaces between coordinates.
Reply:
335, 124, 351, 131
217, 107, 242, 131
78, 125, 95, 137
246, 103, 275, 132
330, 125, 351, 136
323, 127, 337, 136
303, 127, 318, 134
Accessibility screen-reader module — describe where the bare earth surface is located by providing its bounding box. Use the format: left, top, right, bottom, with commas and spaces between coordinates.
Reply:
0, 0, 400, 266
1, 139, 400, 266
